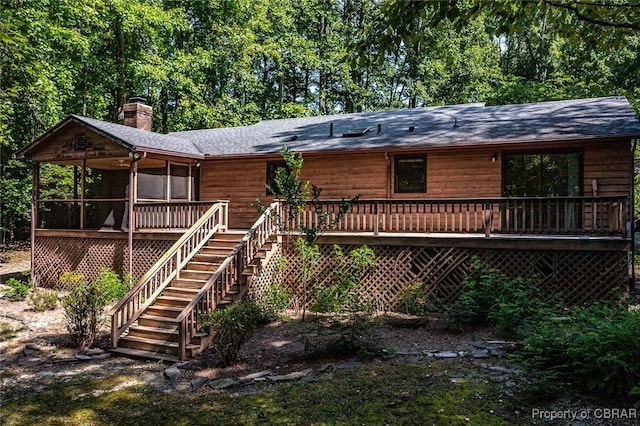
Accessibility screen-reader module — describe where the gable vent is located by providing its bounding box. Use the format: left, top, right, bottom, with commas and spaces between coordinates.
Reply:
73, 133, 87, 150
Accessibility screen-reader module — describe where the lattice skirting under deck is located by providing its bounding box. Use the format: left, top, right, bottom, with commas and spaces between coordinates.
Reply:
269, 244, 628, 311
33, 236, 175, 288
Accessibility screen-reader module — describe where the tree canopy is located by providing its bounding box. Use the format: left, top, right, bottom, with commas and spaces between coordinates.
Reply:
1, 0, 638, 241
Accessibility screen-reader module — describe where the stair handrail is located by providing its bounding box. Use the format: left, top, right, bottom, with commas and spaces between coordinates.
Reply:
109, 200, 229, 349
174, 200, 282, 360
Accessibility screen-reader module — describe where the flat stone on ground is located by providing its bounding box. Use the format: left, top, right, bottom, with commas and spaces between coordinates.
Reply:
209, 378, 236, 389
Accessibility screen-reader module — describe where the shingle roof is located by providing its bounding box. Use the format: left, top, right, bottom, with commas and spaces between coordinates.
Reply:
170, 97, 640, 157
15, 96, 640, 160
71, 115, 203, 157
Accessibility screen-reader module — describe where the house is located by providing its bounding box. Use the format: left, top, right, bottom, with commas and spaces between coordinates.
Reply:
14, 96, 640, 360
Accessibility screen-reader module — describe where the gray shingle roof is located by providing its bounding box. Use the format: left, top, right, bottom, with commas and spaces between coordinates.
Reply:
71, 115, 203, 157
170, 97, 640, 157
15, 96, 640, 160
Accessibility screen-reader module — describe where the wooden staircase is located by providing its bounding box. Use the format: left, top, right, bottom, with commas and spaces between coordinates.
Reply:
112, 231, 252, 361
109, 200, 283, 362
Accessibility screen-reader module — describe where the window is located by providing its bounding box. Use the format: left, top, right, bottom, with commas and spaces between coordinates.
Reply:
266, 161, 288, 195
395, 155, 426, 193
503, 151, 582, 197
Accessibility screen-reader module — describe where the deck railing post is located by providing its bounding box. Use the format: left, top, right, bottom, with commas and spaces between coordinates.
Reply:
374, 201, 379, 236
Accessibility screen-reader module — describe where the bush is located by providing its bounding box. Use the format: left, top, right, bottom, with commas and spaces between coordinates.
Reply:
94, 268, 133, 303
260, 282, 292, 321
200, 302, 267, 366
445, 257, 558, 338
29, 289, 58, 311
2, 277, 30, 301
308, 245, 377, 353
398, 281, 439, 317
63, 280, 107, 349
518, 303, 640, 400
58, 271, 85, 290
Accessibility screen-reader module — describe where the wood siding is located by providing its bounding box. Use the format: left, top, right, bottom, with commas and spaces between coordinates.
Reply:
199, 139, 632, 229
31, 122, 130, 163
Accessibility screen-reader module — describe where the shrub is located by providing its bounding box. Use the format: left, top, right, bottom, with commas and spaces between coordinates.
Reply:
398, 281, 439, 317
94, 268, 132, 303
28, 289, 58, 311
200, 302, 266, 366
445, 257, 558, 338
518, 303, 640, 400
58, 271, 85, 290
260, 282, 292, 321
63, 280, 107, 349
2, 277, 30, 301
308, 245, 378, 353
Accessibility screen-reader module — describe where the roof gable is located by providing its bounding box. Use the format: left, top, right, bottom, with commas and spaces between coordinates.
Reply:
15, 114, 203, 160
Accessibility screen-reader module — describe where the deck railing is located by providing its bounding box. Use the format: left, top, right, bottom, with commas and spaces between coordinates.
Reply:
134, 201, 218, 230
292, 196, 630, 237
109, 201, 228, 349
174, 200, 282, 360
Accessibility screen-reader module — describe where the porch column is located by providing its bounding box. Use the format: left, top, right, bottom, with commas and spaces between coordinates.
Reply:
30, 162, 39, 284
127, 160, 137, 276
80, 159, 86, 229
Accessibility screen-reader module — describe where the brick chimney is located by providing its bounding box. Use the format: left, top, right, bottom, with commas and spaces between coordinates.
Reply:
123, 97, 152, 131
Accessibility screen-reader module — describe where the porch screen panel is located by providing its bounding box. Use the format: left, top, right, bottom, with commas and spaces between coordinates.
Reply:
138, 168, 167, 200
170, 165, 190, 200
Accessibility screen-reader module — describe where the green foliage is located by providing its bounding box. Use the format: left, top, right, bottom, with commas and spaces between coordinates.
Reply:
518, 303, 640, 400
28, 289, 58, 311
93, 268, 132, 303
260, 282, 292, 322
2, 277, 30, 301
398, 281, 438, 317
445, 257, 557, 339
58, 271, 86, 291
200, 302, 267, 366
307, 245, 378, 353
63, 279, 107, 349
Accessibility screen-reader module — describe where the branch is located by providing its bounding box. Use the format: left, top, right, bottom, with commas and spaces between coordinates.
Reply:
545, 0, 640, 31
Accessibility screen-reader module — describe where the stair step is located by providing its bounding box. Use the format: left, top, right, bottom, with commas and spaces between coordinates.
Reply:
118, 335, 199, 356
171, 278, 208, 289
127, 325, 208, 343
214, 232, 246, 240
193, 253, 225, 263
187, 261, 221, 271
179, 270, 213, 280
146, 305, 183, 318
111, 347, 179, 363
137, 315, 180, 329
155, 295, 192, 308
199, 247, 232, 256
207, 239, 240, 247
163, 287, 200, 298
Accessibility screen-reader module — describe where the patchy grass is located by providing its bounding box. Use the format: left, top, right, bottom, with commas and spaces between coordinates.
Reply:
2, 360, 518, 425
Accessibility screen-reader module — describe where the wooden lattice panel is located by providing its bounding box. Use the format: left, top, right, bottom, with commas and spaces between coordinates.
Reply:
125, 240, 176, 281
247, 244, 284, 304
34, 237, 126, 288
34, 236, 175, 288
280, 243, 628, 311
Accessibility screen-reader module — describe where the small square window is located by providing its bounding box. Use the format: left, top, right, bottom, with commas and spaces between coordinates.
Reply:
266, 161, 288, 195
395, 155, 426, 193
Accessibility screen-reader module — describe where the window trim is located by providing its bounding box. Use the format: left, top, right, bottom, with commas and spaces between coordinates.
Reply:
394, 154, 427, 194
266, 160, 288, 196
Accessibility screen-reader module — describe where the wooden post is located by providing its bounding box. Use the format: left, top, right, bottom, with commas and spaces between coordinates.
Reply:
30, 162, 39, 285
80, 159, 86, 229
483, 205, 492, 238
127, 160, 137, 276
